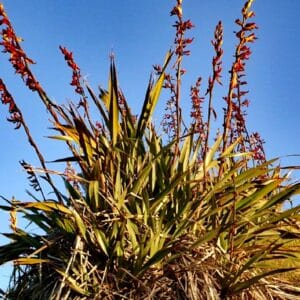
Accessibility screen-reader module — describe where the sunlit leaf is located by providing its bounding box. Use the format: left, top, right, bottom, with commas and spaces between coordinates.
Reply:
55, 268, 90, 296
136, 51, 172, 138
14, 258, 50, 265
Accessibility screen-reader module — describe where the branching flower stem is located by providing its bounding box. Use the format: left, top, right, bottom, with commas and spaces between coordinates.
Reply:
170, 0, 194, 156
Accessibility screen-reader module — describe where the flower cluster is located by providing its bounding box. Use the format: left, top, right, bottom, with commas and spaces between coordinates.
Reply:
162, 0, 195, 140
0, 79, 21, 128
190, 77, 205, 133
59, 46, 84, 96
64, 162, 80, 191
207, 21, 223, 94
249, 132, 265, 162
223, 0, 258, 152
232, 1, 257, 87
0, 4, 41, 92
173, 22, 194, 57
171, 0, 194, 58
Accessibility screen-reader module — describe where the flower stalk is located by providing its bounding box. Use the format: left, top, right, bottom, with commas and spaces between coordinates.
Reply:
204, 21, 223, 160
169, 0, 194, 153
222, 0, 257, 153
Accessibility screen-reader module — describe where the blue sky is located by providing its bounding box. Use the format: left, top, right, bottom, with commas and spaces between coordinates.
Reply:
0, 0, 299, 290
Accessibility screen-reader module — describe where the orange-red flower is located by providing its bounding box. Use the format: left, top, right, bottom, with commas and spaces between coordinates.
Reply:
249, 132, 266, 162
0, 4, 41, 93
0, 79, 22, 128
59, 46, 84, 96
190, 77, 205, 131
223, 0, 259, 151
207, 21, 223, 93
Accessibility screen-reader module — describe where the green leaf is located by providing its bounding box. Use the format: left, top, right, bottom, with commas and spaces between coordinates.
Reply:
139, 245, 173, 275
192, 228, 220, 248
86, 84, 109, 126
136, 51, 172, 138
19, 201, 72, 215
230, 268, 297, 294
73, 117, 96, 166
55, 216, 76, 234
55, 268, 90, 296
151, 169, 190, 215
235, 179, 280, 211
88, 180, 99, 211
257, 182, 300, 212
48, 156, 83, 163
64, 178, 82, 200
179, 131, 193, 173
72, 211, 87, 239
126, 219, 139, 254
47, 135, 77, 143
108, 57, 120, 146
227, 242, 283, 288
129, 157, 152, 195
204, 135, 222, 167
94, 229, 109, 256
221, 136, 242, 158
234, 158, 278, 186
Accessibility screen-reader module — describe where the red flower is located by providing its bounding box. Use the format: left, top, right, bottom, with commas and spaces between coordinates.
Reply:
244, 22, 258, 31
59, 46, 85, 97
0, 78, 22, 128
190, 77, 205, 132
0, 4, 41, 93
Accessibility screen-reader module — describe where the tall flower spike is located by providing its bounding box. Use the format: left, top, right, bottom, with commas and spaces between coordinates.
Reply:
0, 5, 41, 92
206, 21, 224, 95
0, 3, 56, 113
190, 77, 205, 133
211, 21, 223, 87
59, 45, 91, 123
222, 0, 258, 155
59, 46, 84, 96
164, 0, 194, 142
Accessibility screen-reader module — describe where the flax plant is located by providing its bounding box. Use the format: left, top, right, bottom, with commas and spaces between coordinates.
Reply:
0, 1, 300, 299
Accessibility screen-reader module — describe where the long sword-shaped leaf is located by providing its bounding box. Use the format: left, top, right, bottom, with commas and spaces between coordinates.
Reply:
108, 57, 120, 146
235, 179, 280, 211
256, 182, 300, 212
86, 84, 109, 127
136, 51, 172, 138
94, 228, 109, 256
17, 201, 72, 215
13, 258, 50, 265
204, 135, 222, 167
230, 268, 298, 295
179, 131, 194, 173
138, 245, 173, 275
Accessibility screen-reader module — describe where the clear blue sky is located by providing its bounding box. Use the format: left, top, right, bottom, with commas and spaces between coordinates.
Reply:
0, 0, 299, 290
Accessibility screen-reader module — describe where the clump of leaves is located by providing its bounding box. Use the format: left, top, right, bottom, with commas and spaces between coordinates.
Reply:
0, 1, 300, 299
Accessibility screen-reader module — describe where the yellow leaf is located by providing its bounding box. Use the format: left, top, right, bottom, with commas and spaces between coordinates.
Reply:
14, 258, 50, 265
